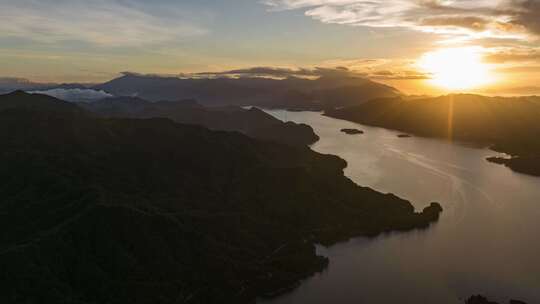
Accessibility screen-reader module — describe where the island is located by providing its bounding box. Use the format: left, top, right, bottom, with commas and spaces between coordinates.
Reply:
325, 94, 540, 176
0, 91, 442, 304
398, 134, 412, 138
341, 128, 364, 135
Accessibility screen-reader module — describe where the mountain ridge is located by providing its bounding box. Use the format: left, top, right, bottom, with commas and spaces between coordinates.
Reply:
325, 94, 540, 176
93, 73, 401, 109
81, 96, 320, 147
0, 92, 442, 304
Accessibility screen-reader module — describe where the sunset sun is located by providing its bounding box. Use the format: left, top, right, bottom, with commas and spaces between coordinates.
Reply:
419, 47, 493, 91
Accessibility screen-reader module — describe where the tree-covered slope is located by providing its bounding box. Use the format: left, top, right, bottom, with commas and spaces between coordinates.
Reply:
325, 94, 540, 176
0, 93, 441, 304
82, 96, 319, 147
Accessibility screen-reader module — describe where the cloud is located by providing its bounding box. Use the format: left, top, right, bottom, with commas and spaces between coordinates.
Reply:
369, 70, 430, 80
31, 88, 113, 102
195, 63, 429, 81
120, 71, 180, 78
217, 67, 321, 77
0, 0, 207, 47
507, 0, 540, 35
0, 77, 54, 91
318, 58, 432, 80
486, 48, 540, 63
419, 16, 491, 32
196, 66, 360, 78
263, 0, 539, 40
480, 85, 540, 95
0, 77, 32, 87
496, 65, 540, 73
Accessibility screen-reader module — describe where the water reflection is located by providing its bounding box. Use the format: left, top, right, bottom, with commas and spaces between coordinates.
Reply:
261, 110, 540, 304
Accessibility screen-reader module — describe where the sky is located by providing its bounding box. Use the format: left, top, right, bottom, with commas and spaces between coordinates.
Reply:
1, 0, 539, 95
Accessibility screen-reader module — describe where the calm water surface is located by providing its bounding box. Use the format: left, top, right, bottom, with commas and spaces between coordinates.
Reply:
261, 110, 540, 304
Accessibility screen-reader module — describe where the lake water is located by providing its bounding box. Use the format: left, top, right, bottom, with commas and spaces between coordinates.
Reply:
261, 110, 540, 304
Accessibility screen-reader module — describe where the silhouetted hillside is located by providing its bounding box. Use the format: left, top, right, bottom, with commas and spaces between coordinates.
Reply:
325, 94, 540, 176
82, 96, 319, 147
466, 295, 527, 304
0, 90, 85, 113
93, 73, 400, 109
0, 92, 441, 304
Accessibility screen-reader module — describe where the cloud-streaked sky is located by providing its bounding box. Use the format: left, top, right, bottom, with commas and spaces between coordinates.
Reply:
1, 0, 539, 94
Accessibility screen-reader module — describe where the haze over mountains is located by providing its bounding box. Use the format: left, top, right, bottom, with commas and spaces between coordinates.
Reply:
93, 71, 401, 110
6, 71, 540, 177
0, 78, 94, 95
0, 68, 401, 110
5, 71, 540, 178
0, 91, 442, 304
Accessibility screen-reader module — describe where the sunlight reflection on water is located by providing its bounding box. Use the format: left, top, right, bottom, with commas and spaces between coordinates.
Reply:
260, 110, 540, 304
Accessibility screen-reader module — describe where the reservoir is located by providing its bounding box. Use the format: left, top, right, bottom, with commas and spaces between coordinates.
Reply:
262, 110, 540, 304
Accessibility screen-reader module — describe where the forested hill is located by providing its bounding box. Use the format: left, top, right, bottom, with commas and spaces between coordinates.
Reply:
325, 94, 540, 176
0, 91, 441, 304
81, 96, 319, 147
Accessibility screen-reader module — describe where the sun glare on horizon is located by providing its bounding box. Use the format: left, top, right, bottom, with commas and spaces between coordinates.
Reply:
418, 47, 493, 91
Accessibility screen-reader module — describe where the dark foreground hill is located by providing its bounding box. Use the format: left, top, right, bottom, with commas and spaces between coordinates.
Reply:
466, 295, 527, 304
325, 94, 540, 176
0, 90, 85, 113
0, 92, 441, 304
81, 96, 319, 147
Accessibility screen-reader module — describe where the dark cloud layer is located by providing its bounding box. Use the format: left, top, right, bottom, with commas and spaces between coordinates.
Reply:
195, 66, 429, 81
419, 16, 491, 32
486, 48, 540, 62
197, 66, 359, 78
265, 0, 540, 39
509, 0, 540, 35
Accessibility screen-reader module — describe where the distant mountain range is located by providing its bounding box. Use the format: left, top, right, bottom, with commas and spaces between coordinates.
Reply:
5, 74, 540, 177
1, 73, 400, 109
325, 94, 540, 176
0, 91, 441, 304
92, 73, 401, 109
